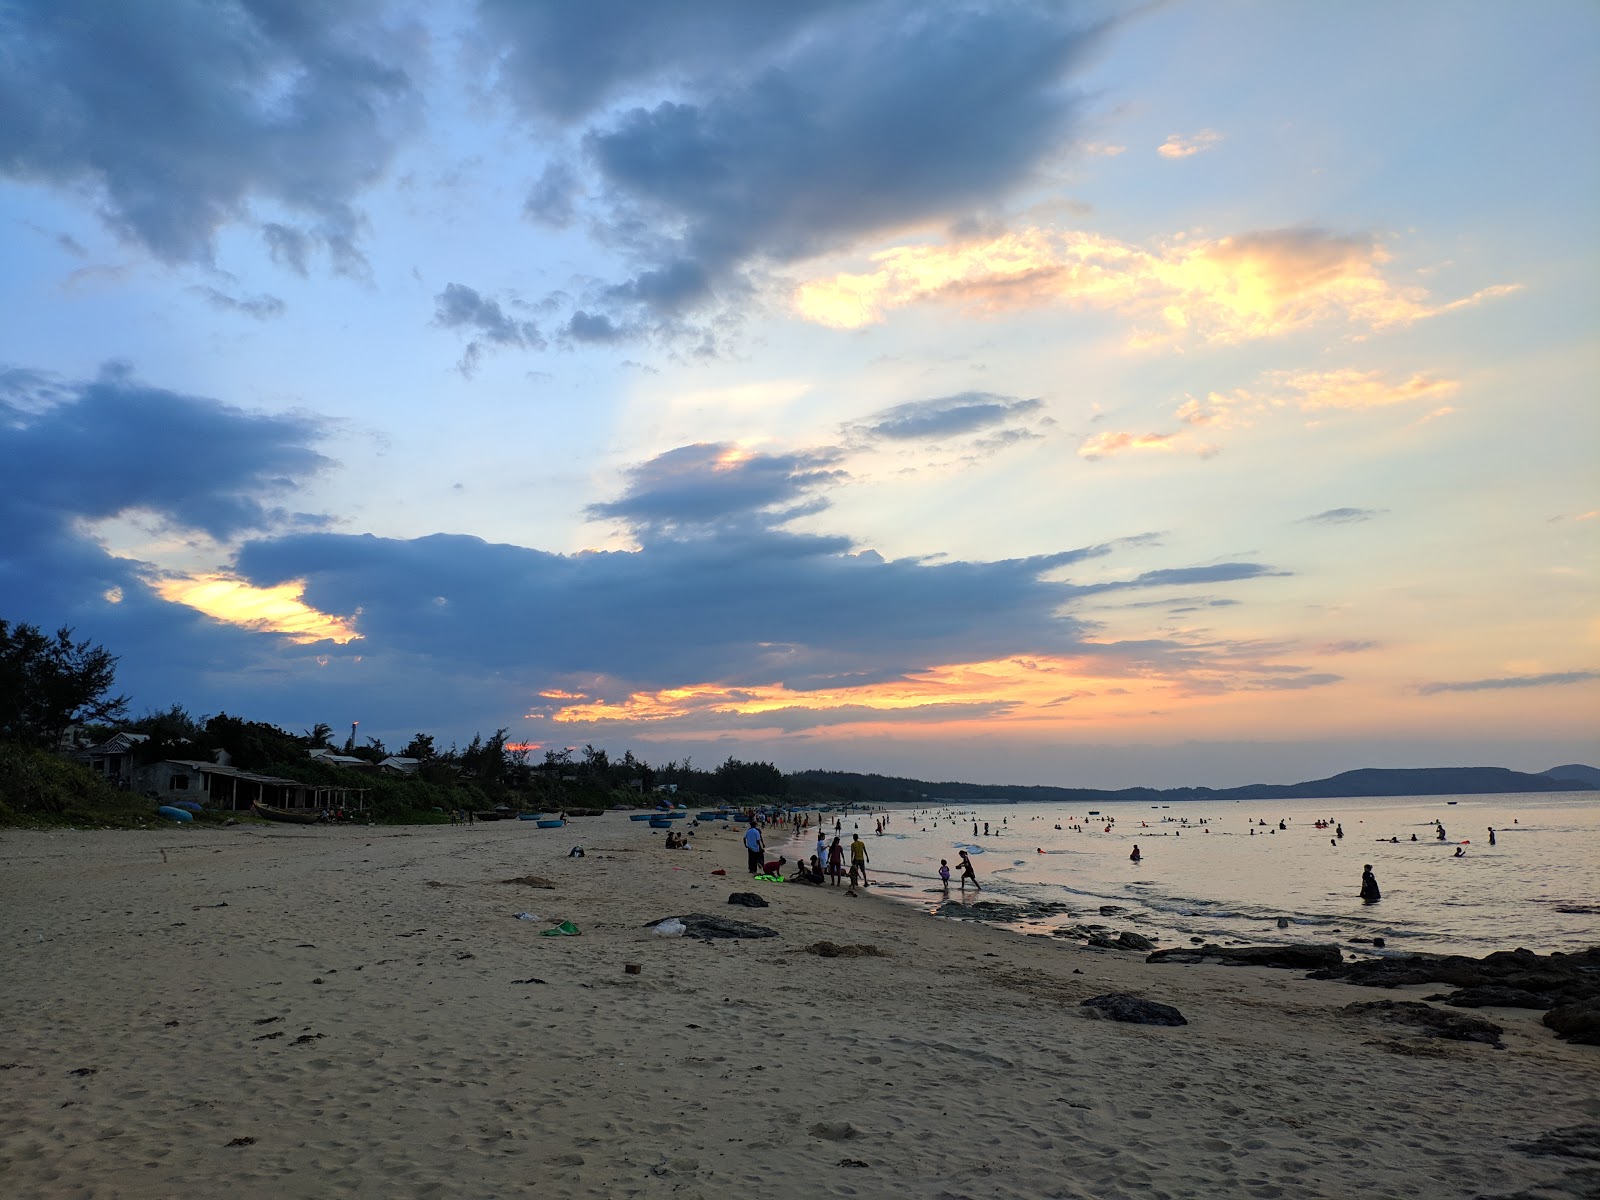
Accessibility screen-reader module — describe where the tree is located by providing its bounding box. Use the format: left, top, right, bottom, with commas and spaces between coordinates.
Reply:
0, 620, 128, 747
303, 722, 334, 749
401, 732, 435, 760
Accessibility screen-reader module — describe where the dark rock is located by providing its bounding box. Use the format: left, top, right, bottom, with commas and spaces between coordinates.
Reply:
1080, 993, 1188, 1026
1147, 943, 1343, 970
1085, 934, 1121, 950
1277, 917, 1291, 929
1372, 937, 1386, 948
1189, 936, 1206, 944
935, 898, 1073, 923
1099, 905, 1125, 916
1543, 998, 1600, 1046
726, 892, 769, 908
1116, 931, 1157, 951
1341, 1000, 1504, 1047
1308, 946, 1600, 1042
1444, 986, 1555, 1010
646, 913, 778, 940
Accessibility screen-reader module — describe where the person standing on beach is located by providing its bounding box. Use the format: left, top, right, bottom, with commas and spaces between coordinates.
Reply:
956, 849, 979, 891
849, 833, 869, 886
938, 860, 951, 892
1488, 827, 1497, 846
744, 823, 765, 875
827, 836, 845, 886
1360, 864, 1381, 903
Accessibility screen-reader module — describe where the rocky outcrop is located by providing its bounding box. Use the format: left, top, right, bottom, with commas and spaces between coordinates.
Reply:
1543, 997, 1600, 1046
1308, 946, 1600, 1043
1146, 943, 1343, 970
1341, 999, 1504, 1048
1080, 993, 1188, 1026
934, 898, 1073, 923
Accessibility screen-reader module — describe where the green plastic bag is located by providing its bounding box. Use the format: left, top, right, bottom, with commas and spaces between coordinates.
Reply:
538, 920, 580, 937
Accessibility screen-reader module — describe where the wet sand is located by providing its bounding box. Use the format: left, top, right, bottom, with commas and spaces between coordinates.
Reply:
2, 817, 1594, 1198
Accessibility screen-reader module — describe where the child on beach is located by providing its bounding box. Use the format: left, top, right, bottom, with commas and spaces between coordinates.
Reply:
956, 850, 979, 891
938, 860, 951, 890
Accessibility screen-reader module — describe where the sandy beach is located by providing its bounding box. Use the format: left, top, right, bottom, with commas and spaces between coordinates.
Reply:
2, 816, 1595, 1199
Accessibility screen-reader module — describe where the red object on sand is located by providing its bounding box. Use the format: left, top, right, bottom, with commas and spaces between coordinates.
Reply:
711, 869, 726, 876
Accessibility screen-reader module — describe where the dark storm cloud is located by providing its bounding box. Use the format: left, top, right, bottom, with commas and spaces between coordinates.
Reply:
229, 433, 1294, 716
477, 0, 848, 123
586, 443, 846, 537
0, 363, 342, 720
432, 283, 546, 375
861, 392, 1043, 441
485, 1, 1110, 340
1300, 507, 1385, 525
233, 526, 1109, 699
0, 363, 334, 540
1418, 670, 1600, 696
0, 0, 422, 268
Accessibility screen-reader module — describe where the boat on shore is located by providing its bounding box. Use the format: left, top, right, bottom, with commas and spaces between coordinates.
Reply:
253, 802, 322, 825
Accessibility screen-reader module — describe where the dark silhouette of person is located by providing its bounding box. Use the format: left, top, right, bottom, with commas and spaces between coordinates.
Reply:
1360, 864, 1381, 904
1488, 827, 1496, 846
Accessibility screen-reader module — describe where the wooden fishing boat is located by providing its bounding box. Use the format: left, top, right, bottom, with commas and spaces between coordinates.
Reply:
253, 802, 322, 825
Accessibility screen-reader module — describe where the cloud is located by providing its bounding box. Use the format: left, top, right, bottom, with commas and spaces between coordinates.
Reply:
1078, 429, 1218, 461
484, 1, 1109, 340
1418, 671, 1600, 696
0, 1, 422, 269
190, 286, 286, 321
859, 392, 1043, 442
1157, 130, 1223, 159
0, 363, 334, 541
1299, 507, 1385, 525
793, 225, 1519, 342
433, 283, 546, 375
586, 443, 846, 539
1078, 430, 1176, 460
0, 364, 344, 702
1271, 369, 1460, 412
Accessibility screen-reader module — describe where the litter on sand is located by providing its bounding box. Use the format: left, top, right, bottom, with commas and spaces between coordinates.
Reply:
538, 920, 581, 937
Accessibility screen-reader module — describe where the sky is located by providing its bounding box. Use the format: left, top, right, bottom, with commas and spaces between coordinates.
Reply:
1, 0, 1596, 788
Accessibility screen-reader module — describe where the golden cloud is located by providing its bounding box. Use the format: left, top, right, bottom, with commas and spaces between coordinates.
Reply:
1079, 430, 1175, 460
1157, 129, 1223, 159
792, 226, 1519, 344
155, 574, 360, 644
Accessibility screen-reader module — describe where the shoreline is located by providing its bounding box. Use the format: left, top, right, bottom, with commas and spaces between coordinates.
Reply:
3, 817, 1596, 1199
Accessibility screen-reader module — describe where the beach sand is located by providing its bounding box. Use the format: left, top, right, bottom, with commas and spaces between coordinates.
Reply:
2, 817, 1594, 1199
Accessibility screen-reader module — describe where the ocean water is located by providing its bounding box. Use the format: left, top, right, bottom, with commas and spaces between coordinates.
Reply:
781, 793, 1600, 957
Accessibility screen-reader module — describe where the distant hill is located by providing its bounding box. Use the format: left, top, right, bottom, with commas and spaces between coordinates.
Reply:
1544, 763, 1600, 788
789, 765, 1596, 806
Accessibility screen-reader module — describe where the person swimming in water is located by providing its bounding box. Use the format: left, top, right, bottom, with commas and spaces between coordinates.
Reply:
1129, 845, 1142, 863
1360, 864, 1381, 903
1454, 846, 1466, 858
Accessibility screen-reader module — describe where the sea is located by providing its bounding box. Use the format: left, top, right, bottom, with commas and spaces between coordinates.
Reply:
779, 792, 1600, 957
